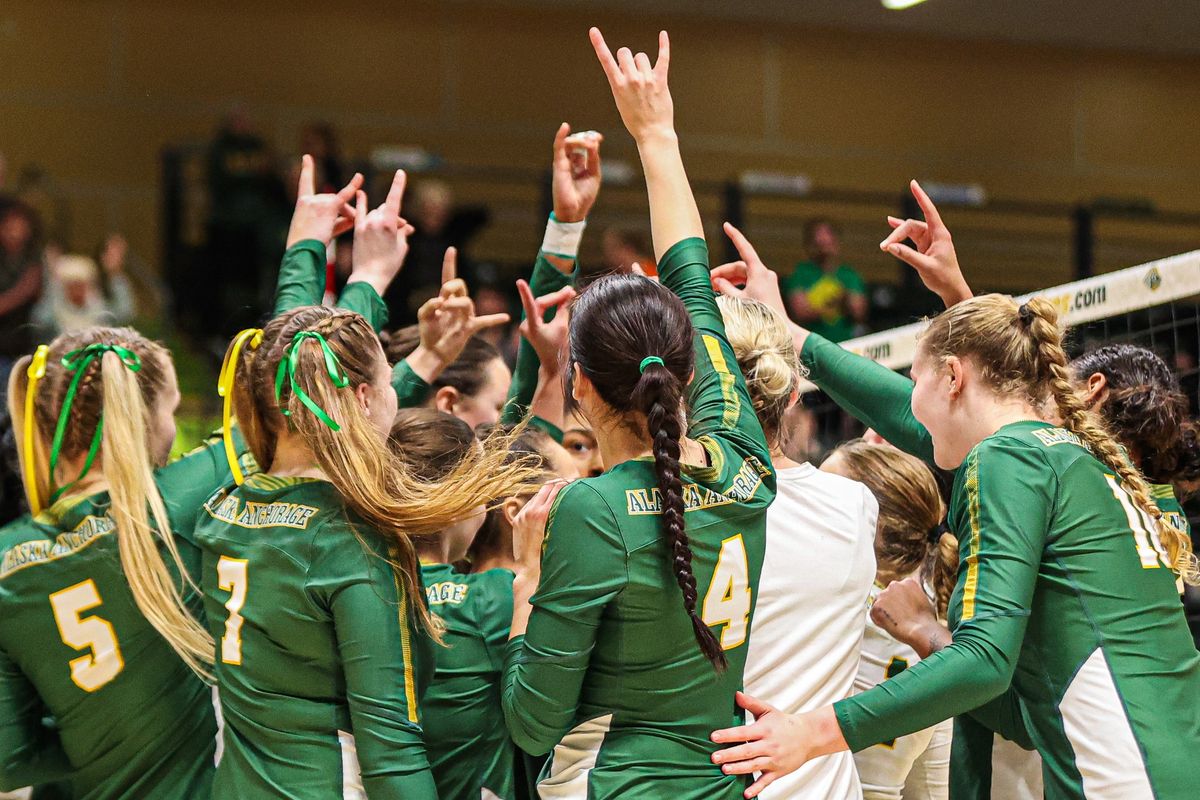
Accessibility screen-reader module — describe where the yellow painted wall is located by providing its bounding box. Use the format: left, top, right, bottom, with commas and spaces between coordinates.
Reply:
2, 0, 1198, 293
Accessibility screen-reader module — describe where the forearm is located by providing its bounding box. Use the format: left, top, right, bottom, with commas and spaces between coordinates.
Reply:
833, 618, 1022, 752
335, 281, 388, 332
509, 573, 537, 640
966, 686, 1036, 750
504, 249, 575, 425
637, 132, 704, 261
799, 333, 935, 463
358, 736, 438, 798
272, 240, 325, 316
527, 366, 565, 432
390, 359, 433, 408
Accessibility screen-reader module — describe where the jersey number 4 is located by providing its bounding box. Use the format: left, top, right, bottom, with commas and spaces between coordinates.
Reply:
701, 534, 752, 649
218, 556, 249, 665
49, 579, 125, 692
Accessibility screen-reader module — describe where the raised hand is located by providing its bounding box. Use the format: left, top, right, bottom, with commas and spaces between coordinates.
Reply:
512, 480, 567, 576
589, 28, 673, 144
880, 180, 972, 307
552, 124, 604, 223
710, 222, 789, 320
347, 170, 414, 298
286, 154, 363, 248
415, 247, 511, 367
516, 279, 576, 371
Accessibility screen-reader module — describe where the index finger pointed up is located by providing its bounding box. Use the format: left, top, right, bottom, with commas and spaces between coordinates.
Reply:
589, 27, 622, 84
910, 180, 945, 232
553, 122, 572, 170
354, 190, 368, 233
384, 169, 407, 218
723, 222, 761, 267
441, 246, 458, 285
516, 278, 539, 324
298, 154, 315, 198
654, 30, 670, 79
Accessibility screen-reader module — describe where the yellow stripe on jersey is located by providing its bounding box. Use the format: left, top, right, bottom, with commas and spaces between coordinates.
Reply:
702, 335, 740, 430
395, 576, 419, 724
962, 453, 982, 620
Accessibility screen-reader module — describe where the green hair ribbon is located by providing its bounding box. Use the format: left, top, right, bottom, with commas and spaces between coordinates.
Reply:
274, 331, 350, 431
48, 343, 142, 503
639, 355, 665, 374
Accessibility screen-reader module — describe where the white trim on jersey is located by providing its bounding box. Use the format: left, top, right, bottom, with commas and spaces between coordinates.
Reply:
539, 713, 613, 799
338, 729, 366, 800
1059, 647, 1154, 800
212, 685, 225, 766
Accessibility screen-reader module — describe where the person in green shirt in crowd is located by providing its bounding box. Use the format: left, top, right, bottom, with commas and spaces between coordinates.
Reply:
781, 218, 867, 342
499, 29, 776, 799
709, 184, 1200, 800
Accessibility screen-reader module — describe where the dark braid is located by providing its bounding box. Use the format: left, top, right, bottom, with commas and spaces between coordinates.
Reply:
640, 366, 727, 670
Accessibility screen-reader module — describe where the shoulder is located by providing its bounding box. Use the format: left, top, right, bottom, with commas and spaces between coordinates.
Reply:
543, 479, 624, 553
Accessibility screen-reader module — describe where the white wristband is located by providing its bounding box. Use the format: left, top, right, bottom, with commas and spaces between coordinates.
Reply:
541, 214, 586, 258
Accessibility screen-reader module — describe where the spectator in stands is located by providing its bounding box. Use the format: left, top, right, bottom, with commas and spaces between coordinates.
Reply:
33, 247, 134, 338
783, 218, 867, 342
300, 121, 345, 192
385, 179, 489, 326
0, 201, 44, 387
602, 225, 656, 275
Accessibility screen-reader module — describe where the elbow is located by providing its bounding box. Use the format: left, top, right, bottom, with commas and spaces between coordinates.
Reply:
502, 704, 560, 757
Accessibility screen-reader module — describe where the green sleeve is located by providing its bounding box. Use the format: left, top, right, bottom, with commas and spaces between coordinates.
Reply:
335, 282, 389, 333
502, 253, 575, 425
502, 481, 627, 755
156, 428, 253, 546
391, 360, 432, 409
949, 715, 1002, 800
272, 240, 326, 317
833, 438, 1048, 751
529, 416, 564, 444
0, 648, 72, 791
313, 531, 437, 796
800, 333, 935, 463
657, 238, 772, 468
966, 685, 1037, 750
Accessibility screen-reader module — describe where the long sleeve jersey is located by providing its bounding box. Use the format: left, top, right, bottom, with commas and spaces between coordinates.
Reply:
501, 238, 776, 799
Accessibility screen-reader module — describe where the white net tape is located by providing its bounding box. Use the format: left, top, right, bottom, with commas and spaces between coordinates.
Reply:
799, 249, 1200, 393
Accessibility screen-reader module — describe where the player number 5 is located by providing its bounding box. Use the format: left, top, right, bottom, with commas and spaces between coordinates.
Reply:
50, 579, 124, 692
701, 534, 752, 649
218, 556, 249, 665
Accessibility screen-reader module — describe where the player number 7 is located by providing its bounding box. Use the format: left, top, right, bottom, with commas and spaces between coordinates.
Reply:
218, 556, 249, 665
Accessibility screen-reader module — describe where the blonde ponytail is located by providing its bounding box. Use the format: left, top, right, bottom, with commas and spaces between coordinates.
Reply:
1023, 298, 1200, 585
100, 352, 215, 678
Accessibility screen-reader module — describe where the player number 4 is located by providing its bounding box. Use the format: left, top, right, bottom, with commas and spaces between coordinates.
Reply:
49, 579, 124, 692
701, 534, 752, 650
218, 556, 249, 665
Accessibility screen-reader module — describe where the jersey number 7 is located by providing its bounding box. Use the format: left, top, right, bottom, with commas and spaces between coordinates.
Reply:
50, 579, 125, 692
701, 534, 752, 650
218, 556, 249, 665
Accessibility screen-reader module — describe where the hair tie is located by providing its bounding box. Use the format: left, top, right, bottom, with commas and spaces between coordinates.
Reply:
218, 328, 264, 484
22, 345, 50, 514
1017, 302, 1034, 328
274, 331, 350, 431
927, 520, 950, 544
639, 356, 665, 374
48, 343, 143, 504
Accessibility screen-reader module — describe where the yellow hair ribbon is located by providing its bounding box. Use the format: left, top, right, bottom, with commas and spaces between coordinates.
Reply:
23, 345, 50, 514
218, 329, 263, 485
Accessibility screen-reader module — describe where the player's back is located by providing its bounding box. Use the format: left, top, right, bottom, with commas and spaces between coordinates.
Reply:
745, 464, 875, 799
196, 474, 436, 799
949, 421, 1200, 799
536, 439, 771, 798
0, 495, 215, 800
420, 563, 516, 800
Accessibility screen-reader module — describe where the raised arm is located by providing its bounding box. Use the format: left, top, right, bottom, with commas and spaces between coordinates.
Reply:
336, 172, 415, 331
590, 28, 770, 464
712, 223, 934, 463
503, 124, 602, 426
880, 180, 973, 308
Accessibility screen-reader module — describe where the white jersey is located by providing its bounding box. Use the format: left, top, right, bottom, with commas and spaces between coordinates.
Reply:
745, 464, 877, 799
852, 581, 952, 800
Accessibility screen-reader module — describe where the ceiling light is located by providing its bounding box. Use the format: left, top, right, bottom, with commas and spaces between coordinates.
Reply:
882, 0, 930, 9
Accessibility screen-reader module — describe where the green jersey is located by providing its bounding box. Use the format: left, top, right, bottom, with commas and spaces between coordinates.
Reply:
195, 473, 437, 799
420, 563, 516, 800
502, 238, 776, 799
0, 434, 239, 799
834, 421, 1200, 800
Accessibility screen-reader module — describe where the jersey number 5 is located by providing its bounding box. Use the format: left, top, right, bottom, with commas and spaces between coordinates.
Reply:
701, 534, 752, 649
49, 580, 124, 692
218, 556, 249, 665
